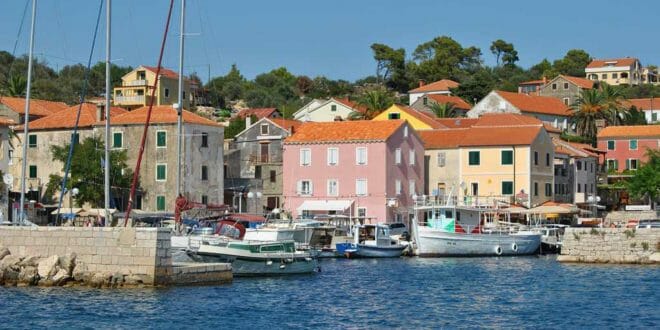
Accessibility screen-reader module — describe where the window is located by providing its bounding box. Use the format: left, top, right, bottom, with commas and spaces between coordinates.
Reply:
607, 140, 615, 150
331, 104, 337, 112
164, 88, 170, 98
552, 83, 557, 90
156, 131, 167, 148
156, 196, 166, 211
327, 179, 338, 196
183, 91, 186, 100
577, 161, 582, 170
300, 148, 311, 166
260, 124, 269, 135
327, 148, 338, 166
357, 207, 367, 219
28, 134, 37, 148
395, 180, 402, 195
254, 165, 262, 179
532, 182, 538, 196
601, 73, 607, 80
577, 184, 581, 193
653, 112, 658, 122
629, 139, 637, 150
612, 73, 618, 79
298, 180, 312, 195
468, 151, 480, 165
437, 152, 446, 167
545, 183, 552, 197
563, 98, 570, 106
28, 165, 37, 178
501, 181, 513, 195
501, 150, 513, 165
621, 72, 629, 79
8, 149, 13, 165
409, 180, 416, 196
71, 133, 80, 145
409, 150, 415, 165
388, 113, 400, 120
546, 153, 550, 166
356, 147, 367, 165
395, 148, 401, 164
156, 164, 167, 181
471, 183, 479, 196
627, 159, 639, 170
423, 97, 428, 105
201, 132, 208, 148
201, 165, 208, 181
356, 179, 367, 196
534, 151, 538, 165
201, 195, 208, 205
270, 170, 276, 183
112, 132, 123, 148
563, 82, 569, 90
607, 159, 618, 171
404, 126, 408, 137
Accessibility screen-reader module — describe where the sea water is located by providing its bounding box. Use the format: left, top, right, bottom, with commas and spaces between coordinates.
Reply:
0, 256, 657, 329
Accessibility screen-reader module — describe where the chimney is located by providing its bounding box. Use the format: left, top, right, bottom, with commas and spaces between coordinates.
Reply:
96, 103, 105, 121
245, 115, 252, 128
418, 80, 425, 88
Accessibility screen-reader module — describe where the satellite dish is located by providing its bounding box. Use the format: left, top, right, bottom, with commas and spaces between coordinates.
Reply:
3, 174, 13, 187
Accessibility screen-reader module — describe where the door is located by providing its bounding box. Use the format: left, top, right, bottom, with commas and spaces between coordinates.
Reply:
260, 143, 269, 163
471, 182, 479, 196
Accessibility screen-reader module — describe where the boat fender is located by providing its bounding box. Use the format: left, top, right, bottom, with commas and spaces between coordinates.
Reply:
511, 243, 518, 252
494, 245, 503, 256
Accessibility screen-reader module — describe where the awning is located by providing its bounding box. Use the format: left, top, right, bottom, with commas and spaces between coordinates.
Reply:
51, 208, 83, 215
296, 200, 353, 213
79, 208, 117, 218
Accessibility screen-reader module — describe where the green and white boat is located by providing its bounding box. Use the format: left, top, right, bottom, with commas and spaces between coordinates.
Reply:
190, 240, 318, 276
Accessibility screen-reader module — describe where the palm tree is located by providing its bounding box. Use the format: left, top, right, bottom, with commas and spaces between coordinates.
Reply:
428, 102, 457, 118
352, 87, 394, 120
5, 74, 27, 97
599, 83, 627, 126
571, 88, 605, 144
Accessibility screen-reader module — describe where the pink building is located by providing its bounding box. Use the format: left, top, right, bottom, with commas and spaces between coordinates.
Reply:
283, 120, 424, 223
597, 125, 660, 172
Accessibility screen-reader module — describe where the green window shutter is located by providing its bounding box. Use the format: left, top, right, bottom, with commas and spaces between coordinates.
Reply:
653, 113, 658, 121
469, 151, 480, 165
501, 150, 513, 165
29, 165, 37, 178
156, 196, 165, 211
607, 140, 615, 150
156, 165, 166, 180
28, 134, 37, 148
629, 140, 637, 150
157, 131, 167, 147
625, 159, 630, 170
113, 133, 122, 148
502, 181, 513, 195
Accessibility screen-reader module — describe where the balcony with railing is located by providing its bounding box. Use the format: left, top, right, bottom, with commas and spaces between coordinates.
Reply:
114, 95, 147, 105
123, 79, 148, 87
413, 194, 515, 209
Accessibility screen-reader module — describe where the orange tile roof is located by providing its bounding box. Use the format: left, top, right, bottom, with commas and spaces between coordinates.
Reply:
426, 94, 472, 110
586, 58, 638, 69
543, 123, 562, 134
409, 79, 460, 93
236, 108, 279, 119
108, 105, 220, 127
624, 98, 660, 110
389, 104, 447, 129
496, 90, 572, 117
334, 98, 367, 113
519, 79, 545, 85
561, 75, 594, 89
22, 103, 127, 130
419, 129, 468, 149
285, 120, 405, 143
461, 126, 542, 146
0, 118, 15, 126
270, 118, 302, 132
142, 65, 181, 80
472, 113, 543, 127
433, 118, 478, 128
0, 96, 68, 117
597, 125, 660, 139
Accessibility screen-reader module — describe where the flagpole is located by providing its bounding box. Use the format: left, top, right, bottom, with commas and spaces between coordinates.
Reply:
104, 0, 111, 226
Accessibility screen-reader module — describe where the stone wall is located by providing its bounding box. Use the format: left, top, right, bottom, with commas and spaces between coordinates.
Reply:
604, 211, 657, 225
0, 227, 172, 285
558, 228, 660, 264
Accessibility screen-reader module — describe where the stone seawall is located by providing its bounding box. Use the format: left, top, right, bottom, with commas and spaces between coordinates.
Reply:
558, 228, 660, 264
0, 227, 172, 285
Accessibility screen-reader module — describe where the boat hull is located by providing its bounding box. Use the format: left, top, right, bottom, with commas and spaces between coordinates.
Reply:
416, 228, 541, 257
355, 244, 406, 258
192, 246, 317, 276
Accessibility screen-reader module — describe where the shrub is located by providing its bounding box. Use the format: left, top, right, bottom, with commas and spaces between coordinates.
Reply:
641, 242, 649, 251
573, 232, 581, 241
623, 229, 636, 239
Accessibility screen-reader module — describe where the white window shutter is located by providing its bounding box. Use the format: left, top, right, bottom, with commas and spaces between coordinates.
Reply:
297, 180, 302, 195
309, 181, 313, 195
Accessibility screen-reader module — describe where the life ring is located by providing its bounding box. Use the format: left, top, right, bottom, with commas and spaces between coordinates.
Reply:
494, 245, 503, 256
511, 243, 518, 252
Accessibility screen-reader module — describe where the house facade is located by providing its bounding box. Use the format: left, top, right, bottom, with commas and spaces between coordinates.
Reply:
408, 79, 459, 105
113, 65, 191, 110
597, 125, 660, 173
225, 117, 300, 214
372, 104, 446, 131
539, 75, 595, 107
292, 98, 363, 122
553, 139, 599, 204
585, 58, 643, 86
0, 97, 67, 124
410, 94, 472, 117
283, 120, 424, 223
468, 90, 572, 131
419, 129, 464, 199
0, 119, 14, 221
625, 98, 660, 124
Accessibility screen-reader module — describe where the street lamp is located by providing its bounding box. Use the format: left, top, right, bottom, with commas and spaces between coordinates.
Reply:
70, 187, 79, 223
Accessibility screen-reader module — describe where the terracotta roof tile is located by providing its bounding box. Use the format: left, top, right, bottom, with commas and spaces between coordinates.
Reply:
22, 103, 127, 130
236, 108, 279, 119
108, 105, 220, 127
519, 79, 545, 85
496, 90, 572, 117
388, 104, 447, 129
142, 65, 181, 80
285, 120, 404, 143
0, 96, 68, 117
543, 123, 562, 134
461, 126, 542, 146
409, 79, 460, 93
561, 75, 594, 89
425, 94, 472, 110
419, 129, 468, 148
586, 58, 638, 69
624, 98, 660, 110
597, 125, 660, 139
0, 118, 15, 126
270, 118, 302, 132
473, 113, 543, 127
433, 118, 478, 128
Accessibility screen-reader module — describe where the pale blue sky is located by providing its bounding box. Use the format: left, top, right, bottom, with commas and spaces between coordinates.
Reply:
0, 0, 658, 82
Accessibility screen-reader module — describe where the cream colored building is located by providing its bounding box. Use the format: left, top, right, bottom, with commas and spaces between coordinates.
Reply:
585, 58, 643, 86
113, 65, 191, 110
293, 98, 364, 122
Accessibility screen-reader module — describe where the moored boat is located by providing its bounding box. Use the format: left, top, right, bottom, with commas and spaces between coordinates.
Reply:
338, 224, 407, 258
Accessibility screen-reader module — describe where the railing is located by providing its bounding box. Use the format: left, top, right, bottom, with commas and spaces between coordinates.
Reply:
114, 95, 146, 104
413, 195, 514, 208
123, 79, 148, 86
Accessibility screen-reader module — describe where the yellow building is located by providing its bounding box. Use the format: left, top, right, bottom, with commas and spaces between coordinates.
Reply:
372, 104, 445, 131
585, 58, 642, 86
113, 65, 191, 110
419, 114, 555, 208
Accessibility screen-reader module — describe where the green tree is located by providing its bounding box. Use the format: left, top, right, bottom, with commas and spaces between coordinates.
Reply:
571, 88, 605, 144
428, 102, 457, 118
624, 106, 648, 125
490, 39, 518, 67
371, 43, 408, 92
553, 49, 591, 77
600, 83, 627, 126
45, 136, 134, 207
351, 86, 394, 120
626, 149, 660, 207
410, 36, 482, 83
5, 74, 26, 96
452, 68, 496, 104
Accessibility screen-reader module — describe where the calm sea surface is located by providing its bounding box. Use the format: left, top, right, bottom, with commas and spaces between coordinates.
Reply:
0, 256, 657, 329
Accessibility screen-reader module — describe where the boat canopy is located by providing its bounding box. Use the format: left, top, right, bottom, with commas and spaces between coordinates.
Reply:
296, 200, 353, 212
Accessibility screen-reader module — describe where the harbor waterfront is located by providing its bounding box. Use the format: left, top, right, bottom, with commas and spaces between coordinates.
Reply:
0, 256, 657, 328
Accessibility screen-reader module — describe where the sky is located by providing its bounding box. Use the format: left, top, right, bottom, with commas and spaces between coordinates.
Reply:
0, 0, 658, 83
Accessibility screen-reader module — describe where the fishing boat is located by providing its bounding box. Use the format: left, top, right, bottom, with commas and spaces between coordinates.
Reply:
189, 240, 318, 276
411, 198, 541, 257
337, 224, 407, 258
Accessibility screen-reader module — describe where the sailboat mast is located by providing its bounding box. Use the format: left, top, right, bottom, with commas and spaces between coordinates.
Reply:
104, 0, 111, 226
176, 0, 185, 197
18, 0, 37, 226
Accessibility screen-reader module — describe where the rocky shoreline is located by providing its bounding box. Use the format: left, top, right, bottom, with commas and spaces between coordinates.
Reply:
0, 245, 150, 288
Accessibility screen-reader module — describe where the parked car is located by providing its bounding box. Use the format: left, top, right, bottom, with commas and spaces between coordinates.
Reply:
636, 219, 660, 229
